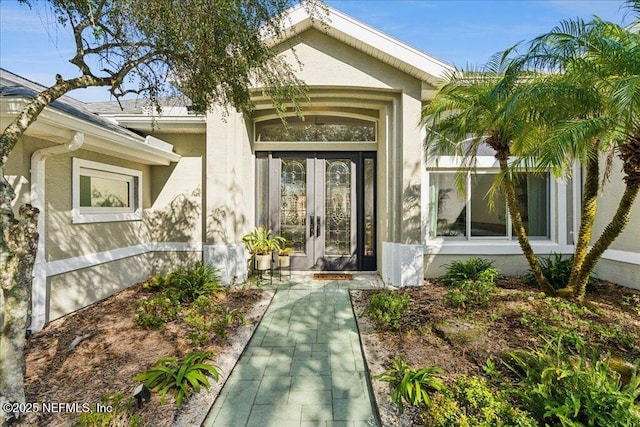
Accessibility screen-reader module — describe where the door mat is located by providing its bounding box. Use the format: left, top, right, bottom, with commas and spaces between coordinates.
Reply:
312, 273, 353, 280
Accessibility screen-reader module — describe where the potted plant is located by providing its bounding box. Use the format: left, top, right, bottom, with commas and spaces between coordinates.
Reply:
242, 227, 285, 271
278, 246, 292, 268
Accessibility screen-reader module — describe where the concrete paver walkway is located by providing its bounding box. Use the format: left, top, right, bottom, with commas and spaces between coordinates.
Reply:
203, 274, 383, 427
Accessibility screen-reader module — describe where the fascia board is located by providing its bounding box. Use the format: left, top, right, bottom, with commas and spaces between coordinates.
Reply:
323, 8, 453, 80
273, 5, 454, 84
105, 114, 207, 133
1, 96, 181, 165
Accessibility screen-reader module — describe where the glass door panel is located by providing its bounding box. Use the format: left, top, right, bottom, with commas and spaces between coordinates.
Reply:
364, 157, 375, 256
280, 159, 308, 254
259, 152, 376, 271
325, 159, 352, 256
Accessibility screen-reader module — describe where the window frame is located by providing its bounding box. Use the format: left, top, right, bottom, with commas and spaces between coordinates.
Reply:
72, 158, 143, 224
428, 169, 552, 242
254, 115, 378, 143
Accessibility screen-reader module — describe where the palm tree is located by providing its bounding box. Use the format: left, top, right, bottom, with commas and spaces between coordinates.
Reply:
524, 5, 640, 302
421, 50, 555, 296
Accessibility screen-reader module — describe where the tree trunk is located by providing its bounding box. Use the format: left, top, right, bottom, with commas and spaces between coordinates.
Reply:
497, 157, 555, 295
570, 134, 640, 303
566, 146, 599, 292
0, 201, 38, 425
0, 75, 102, 426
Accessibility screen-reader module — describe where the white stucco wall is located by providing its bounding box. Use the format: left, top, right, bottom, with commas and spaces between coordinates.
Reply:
591, 157, 640, 289
204, 108, 254, 283
3, 129, 205, 325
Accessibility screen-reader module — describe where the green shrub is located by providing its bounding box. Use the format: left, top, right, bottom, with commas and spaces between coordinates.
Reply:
507, 334, 640, 426
165, 263, 222, 304
77, 393, 143, 427
375, 358, 446, 413
527, 253, 597, 290
363, 291, 410, 330
443, 278, 495, 309
422, 376, 537, 427
134, 350, 220, 407
136, 296, 179, 329
443, 288, 467, 308
440, 258, 499, 287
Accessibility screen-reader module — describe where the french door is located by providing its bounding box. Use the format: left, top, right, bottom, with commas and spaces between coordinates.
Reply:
258, 152, 376, 270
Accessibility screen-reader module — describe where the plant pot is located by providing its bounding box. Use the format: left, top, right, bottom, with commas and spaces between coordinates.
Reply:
255, 254, 272, 271
278, 255, 290, 268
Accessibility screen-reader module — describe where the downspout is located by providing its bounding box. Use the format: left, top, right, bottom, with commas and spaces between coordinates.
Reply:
29, 131, 84, 333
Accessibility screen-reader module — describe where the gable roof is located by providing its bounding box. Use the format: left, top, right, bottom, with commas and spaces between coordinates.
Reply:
278, 4, 453, 87
0, 68, 180, 165
1, 71, 136, 139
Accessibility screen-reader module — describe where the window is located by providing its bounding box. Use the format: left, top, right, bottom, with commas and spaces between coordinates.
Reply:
429, 171, 549, 240
255, 115, 376, 142
72, 159, 142, 223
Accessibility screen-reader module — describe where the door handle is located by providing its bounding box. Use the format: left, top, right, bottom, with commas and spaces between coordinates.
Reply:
310, 215, 315, 237
316, 216, 321, 237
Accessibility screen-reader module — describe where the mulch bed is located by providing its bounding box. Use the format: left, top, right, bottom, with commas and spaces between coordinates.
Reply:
352, 277, 640, 426
17, 284, 266, 427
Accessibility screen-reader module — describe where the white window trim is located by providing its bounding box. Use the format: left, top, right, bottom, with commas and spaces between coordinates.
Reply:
426, 168, 556, 245
253, 116, 379, 143
72, 158, 143, 224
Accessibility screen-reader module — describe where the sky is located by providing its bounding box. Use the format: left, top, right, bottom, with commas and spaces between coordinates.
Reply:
0, 0, 635, 103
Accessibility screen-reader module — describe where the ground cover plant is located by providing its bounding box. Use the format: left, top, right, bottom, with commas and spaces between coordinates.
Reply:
363, 291, 411, 330
508, 335, 640, 426
422, 375, 538, 427
18, 265, 266, 427
353, 258, 640, 427
77, 393, 144, 427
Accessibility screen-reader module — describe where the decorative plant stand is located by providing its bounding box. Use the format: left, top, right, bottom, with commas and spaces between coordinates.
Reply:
255, 254, 274, 285
276, 255, 292, 281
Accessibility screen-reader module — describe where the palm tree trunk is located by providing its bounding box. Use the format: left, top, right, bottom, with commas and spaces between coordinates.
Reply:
567, 146, 600, 292
572, 183, 640, 303
498, 158, 555, 295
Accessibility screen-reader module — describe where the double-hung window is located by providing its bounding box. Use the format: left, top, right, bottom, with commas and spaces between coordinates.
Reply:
428, 171, 549, 240
72, 159, 142, 224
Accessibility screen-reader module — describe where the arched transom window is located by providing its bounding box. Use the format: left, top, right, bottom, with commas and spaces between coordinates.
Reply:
255, 115, 376, 142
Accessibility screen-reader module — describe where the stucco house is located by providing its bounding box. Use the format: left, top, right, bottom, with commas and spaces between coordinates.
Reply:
1, 5, 638, 332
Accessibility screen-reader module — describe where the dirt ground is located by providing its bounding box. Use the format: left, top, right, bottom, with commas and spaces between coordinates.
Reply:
351, 278, 640, 426
17, 284, 267, 427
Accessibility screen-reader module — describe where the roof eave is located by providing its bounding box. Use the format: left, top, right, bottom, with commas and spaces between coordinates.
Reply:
1, 96, 181, 165
102, 114, 207, 134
